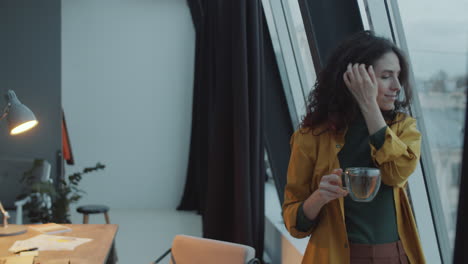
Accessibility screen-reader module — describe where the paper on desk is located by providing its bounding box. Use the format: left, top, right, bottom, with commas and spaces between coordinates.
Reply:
8, 234, 92, 252
19, 251, 38, 257
0, 255, 35, 264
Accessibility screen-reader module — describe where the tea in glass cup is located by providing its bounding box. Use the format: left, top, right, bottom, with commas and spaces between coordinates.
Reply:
344, 167, 381, 202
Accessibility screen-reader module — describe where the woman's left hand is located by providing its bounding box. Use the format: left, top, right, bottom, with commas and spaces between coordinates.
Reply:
343, 63, 378, 108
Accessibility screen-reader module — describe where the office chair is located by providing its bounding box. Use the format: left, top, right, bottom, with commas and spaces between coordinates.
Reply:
154, 234, 261, 264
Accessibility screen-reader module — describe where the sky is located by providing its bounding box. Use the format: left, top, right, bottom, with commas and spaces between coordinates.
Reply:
397, 0, 468, 79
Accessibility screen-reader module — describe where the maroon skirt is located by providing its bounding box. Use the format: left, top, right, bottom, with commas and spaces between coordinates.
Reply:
350, 240, 409, 264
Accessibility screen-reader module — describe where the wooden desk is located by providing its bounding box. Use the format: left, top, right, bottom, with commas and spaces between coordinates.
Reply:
0, 224, 118, 264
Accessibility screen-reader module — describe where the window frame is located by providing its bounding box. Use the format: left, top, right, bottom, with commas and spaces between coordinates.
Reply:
262, 0, 308, 128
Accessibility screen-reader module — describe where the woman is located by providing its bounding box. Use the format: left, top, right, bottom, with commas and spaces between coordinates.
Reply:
282, 31, 425, 263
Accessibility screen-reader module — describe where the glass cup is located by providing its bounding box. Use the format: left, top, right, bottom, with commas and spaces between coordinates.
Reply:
343, 167, 381, 202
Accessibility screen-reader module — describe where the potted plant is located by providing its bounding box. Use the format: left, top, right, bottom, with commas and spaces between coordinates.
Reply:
53, 162, 105, 223
18, 160, 105, 223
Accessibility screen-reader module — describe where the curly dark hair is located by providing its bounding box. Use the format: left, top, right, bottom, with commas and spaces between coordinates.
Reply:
301, 30, 412, 132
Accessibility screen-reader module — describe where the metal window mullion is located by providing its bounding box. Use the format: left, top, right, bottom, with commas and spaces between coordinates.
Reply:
280, 0, 312, 110
407, 163, 442, 263
262, 0, 300, 127
363, 0, 393, 38
264, 0, 309, 127
357, 0, 371, 30
269, 0, 306, 124
411, 85, 452, 264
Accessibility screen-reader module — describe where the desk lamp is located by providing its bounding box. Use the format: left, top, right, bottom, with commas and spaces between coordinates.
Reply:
0, 90, 38, 236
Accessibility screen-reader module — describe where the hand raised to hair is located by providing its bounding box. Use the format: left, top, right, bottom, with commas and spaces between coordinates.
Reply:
343, 63, 378, 109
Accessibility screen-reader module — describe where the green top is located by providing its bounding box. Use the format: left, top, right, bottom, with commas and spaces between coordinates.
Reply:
296, 115, 399, 244
338, 115, 399, 244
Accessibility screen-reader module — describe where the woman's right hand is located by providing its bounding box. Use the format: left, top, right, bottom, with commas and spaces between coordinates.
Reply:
315, 168, 348, 204
302, 169, 348, 221
343, 63, 378, 109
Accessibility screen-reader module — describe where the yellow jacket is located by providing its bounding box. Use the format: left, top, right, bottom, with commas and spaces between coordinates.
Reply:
283, 113, 426, 264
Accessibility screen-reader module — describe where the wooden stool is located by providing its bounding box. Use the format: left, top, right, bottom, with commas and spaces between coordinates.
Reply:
76, 205, 110, 224
77, 205, 118, 263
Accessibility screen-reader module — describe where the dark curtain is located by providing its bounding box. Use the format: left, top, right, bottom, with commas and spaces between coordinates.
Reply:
453, 90, 468, 263
178, 0, 265, 260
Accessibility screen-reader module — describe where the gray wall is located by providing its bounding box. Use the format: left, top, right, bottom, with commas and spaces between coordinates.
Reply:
0, 0, 62, 202
62, 0, 195, 209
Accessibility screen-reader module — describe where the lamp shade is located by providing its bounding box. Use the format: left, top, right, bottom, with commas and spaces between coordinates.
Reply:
5, 90, 38, 135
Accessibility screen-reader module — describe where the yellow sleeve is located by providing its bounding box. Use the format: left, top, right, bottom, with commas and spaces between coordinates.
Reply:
370, 116, 421, 187
282, 130, 317, 238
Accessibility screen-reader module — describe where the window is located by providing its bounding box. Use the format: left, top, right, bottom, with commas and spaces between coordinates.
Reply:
262, 0, 316, 127
262, 0, 319, 207
397, 0, 467, 253
361, 0, 467, 262
283, 0, 316, 99
262, 0, 319, 259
